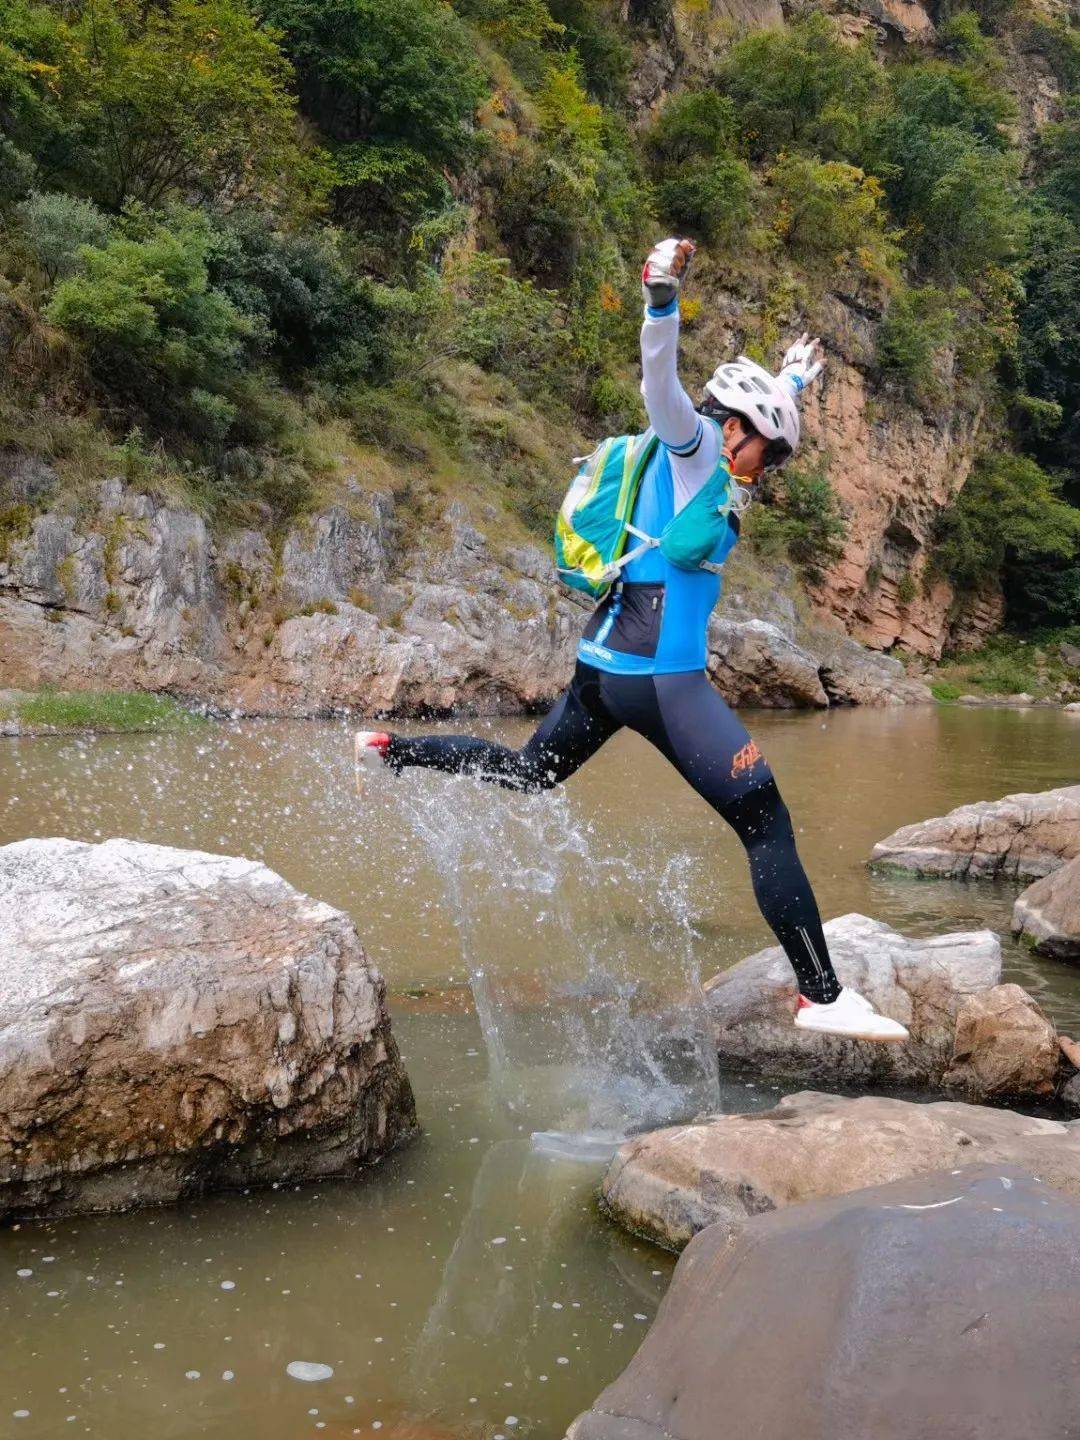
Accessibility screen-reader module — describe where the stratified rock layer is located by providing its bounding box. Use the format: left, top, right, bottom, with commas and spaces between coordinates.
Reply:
870, 785, 1080, 880
569, 1167, 1080, 1440
704, 912, 1001, 1090
599, 1090, 1080, 1251
1014, 855, 1080, 961
0, 837, 418, 1219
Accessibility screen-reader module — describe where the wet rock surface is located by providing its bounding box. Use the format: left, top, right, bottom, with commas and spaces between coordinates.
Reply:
570, 1167, 1080, 1440
1013, 855, 1080, 962
704, 912, 1002, 1092
870, 784, 1080, 880
0, 837, 418, 1220
599, 1090, 1080, 1251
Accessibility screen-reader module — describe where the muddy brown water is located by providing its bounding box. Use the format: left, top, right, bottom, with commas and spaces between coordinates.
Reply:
1, 704, 1078, 1438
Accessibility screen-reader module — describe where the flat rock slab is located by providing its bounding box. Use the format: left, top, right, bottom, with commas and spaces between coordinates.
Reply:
0, 837, 418, 1220
569, 1167, 1080, 1440
599, 1089, 1080, 1250
705, 912, 1001, 1092
1013, 854, 1080, 961
869, 784, 1080, 880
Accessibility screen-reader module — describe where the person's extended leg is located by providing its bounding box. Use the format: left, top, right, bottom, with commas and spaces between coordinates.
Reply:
627, 671, 906, 1038
359, 663, 620, 793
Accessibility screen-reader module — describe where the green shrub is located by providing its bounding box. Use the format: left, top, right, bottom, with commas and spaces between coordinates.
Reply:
871, 114, 1026, 282
646, 94, 755, 246
767, 154, 900, 285
207, 212, 384, 382
17, 191, 112, 282
877, 284, 956, 406
46, 207, 254, 441
929, 452, 1080, 595
716, 14, 884, 165
747, 461, 848, 583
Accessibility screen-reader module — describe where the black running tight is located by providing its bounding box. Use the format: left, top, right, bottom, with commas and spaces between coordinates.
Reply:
387, 662, 841, 1004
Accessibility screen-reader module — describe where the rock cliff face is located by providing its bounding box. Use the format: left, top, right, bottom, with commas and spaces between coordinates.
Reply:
0, 467, 930, 714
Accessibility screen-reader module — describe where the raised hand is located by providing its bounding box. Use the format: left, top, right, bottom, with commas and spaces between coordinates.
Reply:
641, 237, 696, 309
777, 332, 825, 395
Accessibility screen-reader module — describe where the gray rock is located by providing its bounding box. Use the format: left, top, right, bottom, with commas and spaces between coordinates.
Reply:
870, 784, 1080, 880
1013, 855, 1080, 961
0, 837, 417, 1220
600, 1090, 1080, 1251
813, 632, 934, 706
1059, 643, 1080, 669
708, 617, 828, 708
569, 1167, 1080, 1440
704, 912, 1001, 1091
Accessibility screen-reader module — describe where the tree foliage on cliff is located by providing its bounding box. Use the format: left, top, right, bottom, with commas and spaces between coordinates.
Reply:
0, 0, 1077, 621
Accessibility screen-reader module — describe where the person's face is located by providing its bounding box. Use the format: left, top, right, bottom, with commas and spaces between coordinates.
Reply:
722, 416, 770, 481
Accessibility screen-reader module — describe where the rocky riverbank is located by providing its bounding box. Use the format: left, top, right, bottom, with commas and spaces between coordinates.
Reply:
1, 470, 937, 718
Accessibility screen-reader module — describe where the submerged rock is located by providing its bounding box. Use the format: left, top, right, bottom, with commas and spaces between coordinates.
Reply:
599, 1089, 1080, 1251
869, 784, 1080, 880
0, 837, 418, 1220
944, 983, 1059, 1098
704, 912, 1001, 1092
1013, 855, 1080, 961
569, 1167, 1080, 1440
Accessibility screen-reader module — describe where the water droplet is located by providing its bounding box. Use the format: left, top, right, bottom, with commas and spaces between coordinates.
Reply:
286, 1361, 334, 1382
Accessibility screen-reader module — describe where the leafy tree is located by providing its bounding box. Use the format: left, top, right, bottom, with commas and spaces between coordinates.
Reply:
767, 154, 900, 286
0, 0, 71, 199
43, 0, 320, 214
888, 56, 1015, 149
871, 115, 1025, 281
546, 0, 631, 103
264, 0, 487, 233
929, 452, 1080, 595
716, 15, 885, 165
646, 93, 755, 245
46, 207, 254, 441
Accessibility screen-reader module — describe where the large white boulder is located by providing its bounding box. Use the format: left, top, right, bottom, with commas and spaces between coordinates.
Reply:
0, 837, 417, 1219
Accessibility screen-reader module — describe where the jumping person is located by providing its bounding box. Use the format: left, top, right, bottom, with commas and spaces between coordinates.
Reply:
355, 237, 908, 1043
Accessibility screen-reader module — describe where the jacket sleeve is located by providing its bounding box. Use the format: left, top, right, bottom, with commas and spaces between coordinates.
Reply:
640, 300, 721, 511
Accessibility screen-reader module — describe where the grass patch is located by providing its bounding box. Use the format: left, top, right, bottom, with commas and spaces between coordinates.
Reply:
930, 629, 1080, 700
1, 689, 206, 732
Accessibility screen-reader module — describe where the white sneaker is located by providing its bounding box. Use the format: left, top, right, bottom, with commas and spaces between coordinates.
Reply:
794, 986, 909, 1043
354, 730, 391, 795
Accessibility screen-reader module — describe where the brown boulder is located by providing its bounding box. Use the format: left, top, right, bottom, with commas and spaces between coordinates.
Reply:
569, 1168, 1080, 1440
944, 983, 1059, 1098
599, 1090, 1080, 1251
1013, 854, 1080, 961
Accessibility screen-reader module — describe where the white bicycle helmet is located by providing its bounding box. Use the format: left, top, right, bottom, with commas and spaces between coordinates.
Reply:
704, 356, 801, 464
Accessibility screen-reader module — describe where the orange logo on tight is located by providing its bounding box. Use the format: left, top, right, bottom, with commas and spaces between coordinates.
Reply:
731, 740, 764, 779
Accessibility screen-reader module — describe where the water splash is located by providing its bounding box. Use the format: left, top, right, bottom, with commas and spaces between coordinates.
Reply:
390, 766, 720, 1139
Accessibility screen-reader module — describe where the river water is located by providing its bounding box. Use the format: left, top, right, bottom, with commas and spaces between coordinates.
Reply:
1, 705, 1078, 1438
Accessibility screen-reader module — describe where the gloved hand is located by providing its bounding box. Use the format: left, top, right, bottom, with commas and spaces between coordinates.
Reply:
642, 237, 696, 309
778, 332, 825, 395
